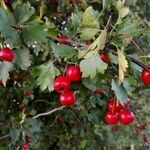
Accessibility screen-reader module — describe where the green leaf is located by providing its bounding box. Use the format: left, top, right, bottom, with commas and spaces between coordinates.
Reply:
51, 42, 77, 58
123, 79, 133, 94
35, 62, 57, 91
80, 53, 107, 79
23, 24, 48, 42
80, 28, 99, 40
111, 79, 128, 105
143, 26, 150, 37
0, 61, 13, 86
102, 0, 112, 10
9, 128, 20, 143
0, 8, 20, 46
14, 2, 35, 23
15, 48, 31, 70
82, 6, 99, 28
117, 17, 140, 36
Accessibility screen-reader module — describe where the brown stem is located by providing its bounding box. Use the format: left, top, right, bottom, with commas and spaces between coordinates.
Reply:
48, 35, 87, 47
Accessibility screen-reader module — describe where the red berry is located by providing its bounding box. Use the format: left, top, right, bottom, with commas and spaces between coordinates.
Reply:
66, 65, 81, 81
107, 100, 124, 113
0, 47, 14, 62
58, 35, 68, 44
85, 40, 92, 45
119, 109, 135, 125
22, 143, 29, 150
25, 90, 32, 96
25, 138, 32, 143
105, 112, 119, 125
99, 52, 109, 63
19, 102, 26, 109
95, 89, 105, 94
54, 76, 70, 93
59, 91, 76, 106
141, 69, 150, 85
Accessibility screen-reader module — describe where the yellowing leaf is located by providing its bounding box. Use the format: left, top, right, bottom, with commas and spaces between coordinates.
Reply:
118, 49, 128, 83
116, 0, 130, 25
78, 28, 107, 59
82, 6, 99, 28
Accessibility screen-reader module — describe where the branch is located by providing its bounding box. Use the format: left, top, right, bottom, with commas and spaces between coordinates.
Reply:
48, 35, 87, 48
0, 134, 9, 141
33, 106, 66, 119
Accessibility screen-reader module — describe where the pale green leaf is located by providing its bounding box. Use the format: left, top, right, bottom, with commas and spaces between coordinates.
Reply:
0, 61, 13, 86
111, 79, 128, 105
82, 6, 99, 28
80, 53, 107, 79
51, 42, 77, 58
116, 0, 130, 25
80, 28, 99, 40
36, 62, 56, 91
15, 48, 31, 70
118, 49, 128, 83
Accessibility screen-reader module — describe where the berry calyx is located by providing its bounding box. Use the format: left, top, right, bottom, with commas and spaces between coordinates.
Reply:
105, 112, 119, 125
59, 91, 76, 106
99, 52, 109, 63
107, 100, 124, 113
141, 69, 150, 85
0, 47, 14, 62
119, 109, 135, 125
66, 65, 81, 81
53, 76, 70, 93
22, 143, 29, 150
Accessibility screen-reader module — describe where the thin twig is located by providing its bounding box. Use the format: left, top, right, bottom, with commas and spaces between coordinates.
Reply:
48, 35, 87, 47
131, 40, 145, 55
0, 134, 9, 141
33, 106, 66, 119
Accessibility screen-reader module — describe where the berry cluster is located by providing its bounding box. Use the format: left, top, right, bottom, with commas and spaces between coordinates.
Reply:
0, 47, 14, 62
53, 65, 81, 106
105, 99, 135, 125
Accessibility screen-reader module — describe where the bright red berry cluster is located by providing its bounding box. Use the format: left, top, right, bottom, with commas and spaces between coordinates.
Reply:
57, 35, 69, 44
0, 47, 14, 62
53, 65, 81, 106
105, 99, 135, 125
22, 138, 32, 150
99, 52, 110, 63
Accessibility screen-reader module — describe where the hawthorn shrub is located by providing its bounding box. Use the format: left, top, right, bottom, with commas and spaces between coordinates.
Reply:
0, 0, 150, 149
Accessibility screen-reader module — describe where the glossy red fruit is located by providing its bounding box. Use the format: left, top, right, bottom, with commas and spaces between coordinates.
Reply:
99, 52, 109, 63
119, 109, 135, 125
54, 76, 70, 93
58, 35, 68, 44
19, 102, 26, 109
105, 112, 119, 125
22, 143, 29, 150
141, 69, 150, 85
0, 47, 14, 62
107, 100, 124, 112
59, 91, 76, 106
66, 65, 81, 81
